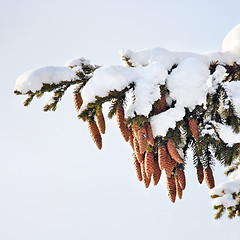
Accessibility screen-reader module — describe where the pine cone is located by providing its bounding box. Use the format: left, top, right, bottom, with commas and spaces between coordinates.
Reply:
145, 122, 155, 146
128, 127, 135, 150
154, 93, 167, 115
158, 143, 168, 170
96, 110, 105, 134
167, 139, 184, 163
88, 120, 102, 150
153, 160, 161, 186
189, 118, 199, 141
134, 156, 142, 182
197, 164, 204, 184
74, 93, 83, 112
141, 161, 151, 188
175, 176, 183, 199
138, 126, 148, 154
145, 151, 154, 178
165, 154, 176, 178
176, 167, 186, 190
116, 106, 129, 142
132, 120, 139, 137
167, 175, 176, 203
133, 137, 144, 164
205, 166, 215, 189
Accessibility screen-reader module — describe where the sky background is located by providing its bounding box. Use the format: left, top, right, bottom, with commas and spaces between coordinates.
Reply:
1, 0, 240, 239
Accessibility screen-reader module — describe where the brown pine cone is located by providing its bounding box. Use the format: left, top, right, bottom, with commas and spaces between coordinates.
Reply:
165, 155, 176, 178
167, 139, 184, 164
74, 93, 83, 112
88, 120, 102, 150
197, 164, 204, 184
128, 127, 135, 150
116, 106, 129, 142
145, 151, 154, 178
145, 122, 155, 146
141, 161, 151, 188
134, 156, 142, 182
175, 176, 183, 199
138, 126, 148, 154
154, 93, 167, 115
132, 120, 139, 137
133, 137, 144, 164
189, 118, 199, 141
158, 143, 168, 170
205, 166, 215, 189
96, 110, 105, 134
167, 175, 176, 203
153, 160, 161, 186
176, 167, 186, 190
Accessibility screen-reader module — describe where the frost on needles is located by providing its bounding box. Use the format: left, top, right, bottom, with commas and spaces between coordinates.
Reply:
14, 24, 240, 219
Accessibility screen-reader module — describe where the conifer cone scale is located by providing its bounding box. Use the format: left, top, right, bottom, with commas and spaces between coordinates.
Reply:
133, 137, 144, 164
141, 161, 151, 188
96, 111, 106, 134
116, 106, 129, 142
205, 166, 215, 189
153, 160, 161, 186
197, 164, 204, 184
138, 127, 148, 154
167, 139, 184, 163
145, 122, 155, 146
167, 175, 176, 203
177, 167, 186, 190
165, 155, 176, 178
189, 118, 199, 141
145, 151, 154, 178
74, 93, 83, 112
175, 176, 183, 199
134, 156, 142, 182
158, 144, 168, 170
88, 120, 102, 150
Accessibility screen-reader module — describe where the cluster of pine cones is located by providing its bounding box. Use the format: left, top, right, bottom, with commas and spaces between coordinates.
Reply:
74, 92, 215, 203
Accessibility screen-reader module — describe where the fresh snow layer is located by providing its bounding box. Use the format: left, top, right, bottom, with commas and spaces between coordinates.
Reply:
150, 106, 185, 137
65, 57, 90, 67
222, 24, 240, 55
210, 165, 240, 208
15, 66, 77, 94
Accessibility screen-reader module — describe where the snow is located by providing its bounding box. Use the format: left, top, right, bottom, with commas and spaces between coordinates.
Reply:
224, 81, 240, 117
213, 122, 240, 146
15, 66, 77, 94
210, 165, 240, 208
150, 106, 185, 137
167, 57, 209, 110
222, 24, 240, 55
65, 57, 90, 68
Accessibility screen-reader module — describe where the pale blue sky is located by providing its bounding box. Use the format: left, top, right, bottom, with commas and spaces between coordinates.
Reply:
0, 0, 240, 239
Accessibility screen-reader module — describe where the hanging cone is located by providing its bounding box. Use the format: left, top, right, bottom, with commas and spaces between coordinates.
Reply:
175, 176, 183, 199
167, 175, 176, 203
133, 137, 144, 164
128, 127, 135, 150
154, 93, 167, 115
205, 166, 215, 189
153, 160, 161, 186
165, 155, 176, 178
116, 106, 129, 142
176, 167, 186, 190
134, 156, 142, 182
197, 164, 204, 184
74, 93, 83, 112
158, 143, 168, 170
88, 120, 102, 150
167, 139, 184, 164
141, 161, 151, 188
138, 126, 148, 154
132, 120, 139, 137
145, 122, 155, 146
96, 110, 105, 134
189, 118, 199, 141
145, 151, 154, 178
